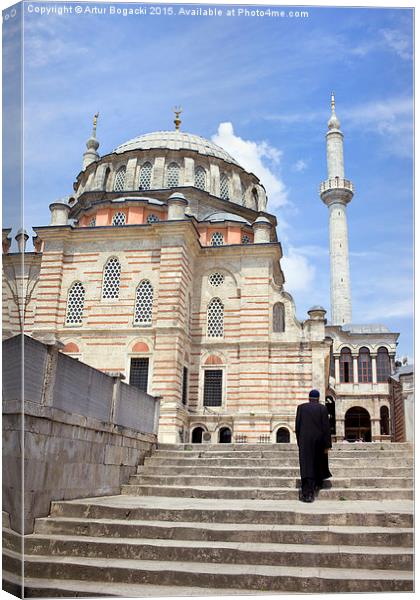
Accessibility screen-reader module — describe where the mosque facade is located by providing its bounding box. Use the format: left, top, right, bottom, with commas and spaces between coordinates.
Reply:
2, 101, 398, 443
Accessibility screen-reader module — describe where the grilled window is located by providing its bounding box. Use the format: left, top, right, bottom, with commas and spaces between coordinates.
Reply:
242, 234, 251, 244
208, 272, 224, 287
112, 212, 126, 226
358, 347, 372, 383
377, 347, 391, 382
195, 167, 206, 190
273, 302, 285, 333
134, 280, 153, 325
220, 173, 229, 200
88, 216, 96, 227
102, 257, 121, 299
339, 347, 353, 383
182, 366, 188, 405
114, 166, 126, 191
203, 369, 223, 407
147, 214, 159, 224
211, 232, 224, 247
139, 162, 152, 190
167, 162, 180, 188
129, 358, 149, 392
207, 298, 224, 338
66, 282, 85, 325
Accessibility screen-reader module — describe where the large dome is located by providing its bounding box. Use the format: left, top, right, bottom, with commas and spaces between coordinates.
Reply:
114, 131, 240, 166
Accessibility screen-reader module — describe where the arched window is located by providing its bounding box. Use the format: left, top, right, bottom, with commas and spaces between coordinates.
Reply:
207, 298, 224, 338
134, 280, 154, 325
276, 428, 290, 443
273, 302, 285, 333
166, 162, 180, 188
242, 234, 251, 244
139, 162, 152, 190
345, 406, 371, 442
252, 188, 259, 211
219, 427, 232, 443
102, 257, 121, 299
103, 167, 111, 190
66, 282, 85, 325
114, 166, 126, 191
380, 405, 390, 435
194, 167, 206, 191
339, 347, 353, 383
208, 272, 225, 287
358, 347, 372, 382
147, 214, 159, 224
112, 212, 126, 226
377, 347, 391, 382
211, 232, 224, 247
191, 427, 204, 443
220, 173, 229, 200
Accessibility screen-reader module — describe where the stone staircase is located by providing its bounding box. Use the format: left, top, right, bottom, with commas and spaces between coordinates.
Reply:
3, 443, 414, 595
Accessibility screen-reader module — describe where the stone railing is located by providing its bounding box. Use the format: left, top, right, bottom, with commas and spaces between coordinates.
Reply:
319, 178, 354, 195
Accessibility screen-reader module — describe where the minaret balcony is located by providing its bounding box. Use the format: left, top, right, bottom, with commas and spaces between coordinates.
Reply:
319, 177, 354, 205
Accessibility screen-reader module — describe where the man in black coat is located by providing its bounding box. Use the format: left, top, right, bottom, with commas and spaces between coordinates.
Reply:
295, 389, 332, 503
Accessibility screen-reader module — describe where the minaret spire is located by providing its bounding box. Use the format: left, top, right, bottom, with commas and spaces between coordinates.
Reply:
82, 112, 100, 169
320, 94, 354, 325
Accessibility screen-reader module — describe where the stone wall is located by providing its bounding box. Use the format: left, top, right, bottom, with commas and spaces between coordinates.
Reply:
2, 335, 159, 533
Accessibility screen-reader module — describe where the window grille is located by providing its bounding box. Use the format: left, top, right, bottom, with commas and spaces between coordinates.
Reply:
134, 280, 153, 324
147, 214, 159, 224
182, 366, 188, 405
220, 173, 229, 200
89, 216, 96, 227
112, 212, 126, 226
129, 357, 149, 392
358, 347, 372, 382
207, 298, 224, 338
167, 162, 180, 188
66, 282, 85, 325
208, 272, 224, 287
114, 166, 126, 191
235, 434, 247, 443
259, 434, 271, 443
139, 162, 152, 190
102, 257, 121, 299
339, 347, 353, 383
195, 167, 206, 190
211, 232, 224, 247
242, 234, 251, 244
273, 302, 285, 333
377, 347, 391, 382
203, 369, 223, 406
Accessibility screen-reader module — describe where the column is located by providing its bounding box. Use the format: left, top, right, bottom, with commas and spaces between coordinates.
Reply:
334, 356, 340, 381
352, 355, 358, 383
371, 354, 377, 384
183, 157, 194, 186
124, 157, 138, 190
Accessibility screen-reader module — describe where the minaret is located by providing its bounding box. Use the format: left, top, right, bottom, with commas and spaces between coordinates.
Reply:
320, 93, 354, 326
82, 112, 100, 169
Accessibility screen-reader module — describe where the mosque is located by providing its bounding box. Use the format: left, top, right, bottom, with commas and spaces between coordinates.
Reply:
2, 98, 399, 444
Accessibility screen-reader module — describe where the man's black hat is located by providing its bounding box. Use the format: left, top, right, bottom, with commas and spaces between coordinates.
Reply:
309, 389, 320, 399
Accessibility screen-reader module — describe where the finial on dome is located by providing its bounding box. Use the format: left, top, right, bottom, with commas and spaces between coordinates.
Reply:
173, 106, 182, 131
328, 91, 341, 130
92, 112, 99, 137
83, 112, 100, 168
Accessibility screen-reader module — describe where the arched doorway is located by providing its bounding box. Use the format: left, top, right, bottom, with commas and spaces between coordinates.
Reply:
191, 427, 205, 443
325, 396, 336, 435
380, 405, 390, 435
276, 427, 290, 443
345, 407, 371, 442
219, 427, 232, 443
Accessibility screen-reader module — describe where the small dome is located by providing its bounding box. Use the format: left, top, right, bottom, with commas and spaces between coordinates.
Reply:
203, 212, 251, 225
309, 305, 326, 312
328, 113, 341, 130
86, 136, 99, 150
114, 131, 240, 166
254, 216, 271, 225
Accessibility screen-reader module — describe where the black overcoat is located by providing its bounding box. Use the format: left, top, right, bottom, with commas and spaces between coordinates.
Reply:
295, 401, 332, 480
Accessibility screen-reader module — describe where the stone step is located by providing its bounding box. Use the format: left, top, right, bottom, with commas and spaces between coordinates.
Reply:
2, 570, 268, 598
23, 534, 413, 571
129, 475, 413, 489
138, 465, 414, 477
144, 457, 414, 468
120, 484, 413, 501
33, 517, 414, 547
151, 449, 412, 460
157, 443, 413, 451
3, 549, 413, 593
49, 497, 414, 528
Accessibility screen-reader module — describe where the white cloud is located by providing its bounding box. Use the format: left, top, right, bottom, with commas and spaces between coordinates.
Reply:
281, 247, 316, 293
212, 122, 288, 208
381, 29, 412, 61
292, 159, 308, 173
360, 298, 413, 321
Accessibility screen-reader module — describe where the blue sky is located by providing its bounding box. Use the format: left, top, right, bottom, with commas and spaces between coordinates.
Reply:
3, 1, 414, 357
